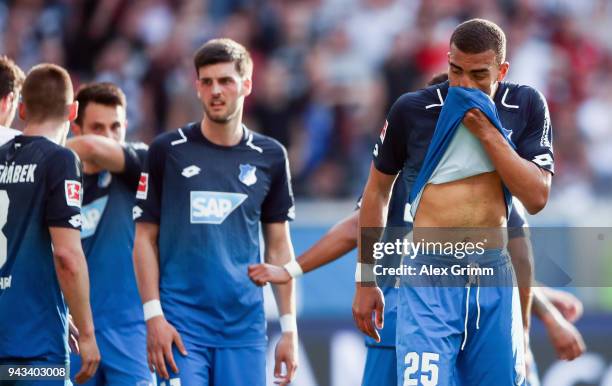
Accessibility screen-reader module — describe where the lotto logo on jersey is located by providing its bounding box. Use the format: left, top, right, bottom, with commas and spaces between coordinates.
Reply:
379, 120, 388, 143
190, 191, 247, 224
64, 180, 82, 207
136, 173, 149, 200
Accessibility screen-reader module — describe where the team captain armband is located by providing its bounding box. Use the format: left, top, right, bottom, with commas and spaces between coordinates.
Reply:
143, 299, 164, 321
283, 260, 303, 278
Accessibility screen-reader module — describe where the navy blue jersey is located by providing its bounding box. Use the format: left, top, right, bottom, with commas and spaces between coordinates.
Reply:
0, 136, 82, 363
373, 81, 554, 195
81, 143, 147, 329
135, 123, 294, 347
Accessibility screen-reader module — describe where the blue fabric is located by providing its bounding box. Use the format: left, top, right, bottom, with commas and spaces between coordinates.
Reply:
157, 342, 265, 386
408, 87, 515, 214
70, 322, 151, 386
396, 250, 526, 386
362, 347, 396, 386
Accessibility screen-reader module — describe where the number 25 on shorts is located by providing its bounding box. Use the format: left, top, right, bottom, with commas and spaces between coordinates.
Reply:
404, 352, 440, 386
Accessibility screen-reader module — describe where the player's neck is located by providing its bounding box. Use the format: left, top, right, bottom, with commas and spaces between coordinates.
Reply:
23, 121, 69, 145
200, 115, 244, 147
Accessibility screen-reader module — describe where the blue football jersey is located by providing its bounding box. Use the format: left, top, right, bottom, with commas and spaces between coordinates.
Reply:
81, 143, 147, 329
0, 136, 82, 363
373, 81, 554, 186
135, 123, 294, 347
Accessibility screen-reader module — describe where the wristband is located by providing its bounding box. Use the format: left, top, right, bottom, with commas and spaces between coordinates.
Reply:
355, 263, 376, 283
283, 260, 304, 278
143, 299, 164, 321
280, 314, 297, 333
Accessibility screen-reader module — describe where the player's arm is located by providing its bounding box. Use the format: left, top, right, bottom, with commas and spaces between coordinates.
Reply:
132, 138, 185, 379
532, 287, 586, 360
50, 227, 100, 383
45, 149, 99, 383
537, 286, 584, 323
463, 90, 554, 214
506, 202, 534, 330
262, 221, 299, 385
66, 135, 126, 172
249, 211, 358, 285
353, 98, 408, 341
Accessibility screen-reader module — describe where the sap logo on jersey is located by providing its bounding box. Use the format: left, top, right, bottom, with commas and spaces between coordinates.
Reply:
81, 196, 108, 238
190, 191, 247, 224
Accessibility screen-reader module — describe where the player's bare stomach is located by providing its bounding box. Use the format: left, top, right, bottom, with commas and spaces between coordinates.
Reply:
413, 171, 506, 249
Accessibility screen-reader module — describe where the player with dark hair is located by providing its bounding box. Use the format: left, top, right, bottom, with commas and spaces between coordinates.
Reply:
0, 63, 100, 384
66, 82, 152, 385
355, 18, 554, 385
133, 38, 298, 386
0, 56, 25, 144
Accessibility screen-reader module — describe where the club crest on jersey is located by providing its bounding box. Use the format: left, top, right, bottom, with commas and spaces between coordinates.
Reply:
136, 173, 148, 200
379, 120, 388, 143
98, 171, 112, 188
81, 196, 108, 238
65, 180, 82, 207
238, 164, 257, 186
190, 191, 247, 224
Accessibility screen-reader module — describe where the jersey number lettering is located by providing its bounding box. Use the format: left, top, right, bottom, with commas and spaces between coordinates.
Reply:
0, 190, 9, 269
404, 351, 440, 386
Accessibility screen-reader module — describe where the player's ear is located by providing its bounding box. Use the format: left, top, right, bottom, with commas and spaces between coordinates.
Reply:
18, 102, 26, 120
497, 62, 509, 82
1, 92, 14, 112
242, 77, 252, 97
67, 101, 78, 122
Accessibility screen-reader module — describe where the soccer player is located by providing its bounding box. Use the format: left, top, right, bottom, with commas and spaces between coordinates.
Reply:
0, 56, 25, 144
0, 64, 100, 384
355, 18, 554, 385
133, 38, 298, 386
66, 82, 151, 385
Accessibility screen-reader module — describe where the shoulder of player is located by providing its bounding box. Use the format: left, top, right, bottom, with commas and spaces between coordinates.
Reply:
246, 130, 287, 159
147, 127, 189, 153
391, 83, 447, 113
498, 82, 546, 111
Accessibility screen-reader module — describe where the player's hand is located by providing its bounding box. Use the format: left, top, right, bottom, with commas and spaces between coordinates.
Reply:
68, 314, 80, 354
248, 263, 291, 286
546, 316, 586, 360
352, 285, 385, 342
546, 289, 584, 323
74, 333, 100, 384
146, 316, 188, 379
274, 332, 298, 385
462, 108, 495, 139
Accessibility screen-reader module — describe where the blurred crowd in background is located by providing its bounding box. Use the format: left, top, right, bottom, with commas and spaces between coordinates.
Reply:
1, 0, 612, 199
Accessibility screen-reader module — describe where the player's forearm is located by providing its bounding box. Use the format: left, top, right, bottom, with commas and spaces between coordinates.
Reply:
298, 212, 359, 273
54, 247, 95, 338
133, 223, 161, 303
359, 190, 390, 264
479, 132, 550, 214
532, 287, 564, 329
507, 236, 534, 329
66, 135, 125, 173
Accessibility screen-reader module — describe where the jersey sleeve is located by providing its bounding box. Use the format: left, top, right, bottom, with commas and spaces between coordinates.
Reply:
45, 148, 83, 229
115, 142, 148, 190
372, 96, 409, 175
134, 138, 166, 224
507, 198, 529, 239
514, 88, 554, 173
261, 145, 295, 223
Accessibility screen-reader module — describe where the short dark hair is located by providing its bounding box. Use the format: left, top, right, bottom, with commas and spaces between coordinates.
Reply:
0, 55, 25, 99
450, 18, 506, 63
75, 82, 126, 125
22, 63, 73, 123
427, 72, 449, 86
193, 38, 253, 78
